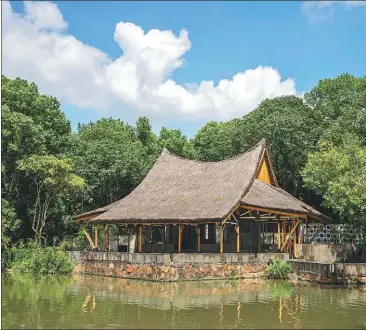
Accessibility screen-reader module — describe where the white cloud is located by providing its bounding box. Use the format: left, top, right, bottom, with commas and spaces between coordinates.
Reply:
2, 1, 298, 123
301, 1, 366, 24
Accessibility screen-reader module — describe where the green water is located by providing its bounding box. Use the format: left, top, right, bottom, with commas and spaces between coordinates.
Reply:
2, 274, 366, 329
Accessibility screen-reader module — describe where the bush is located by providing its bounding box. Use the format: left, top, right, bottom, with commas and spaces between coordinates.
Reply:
6, 240, 73, 275
264, 260, 292, 279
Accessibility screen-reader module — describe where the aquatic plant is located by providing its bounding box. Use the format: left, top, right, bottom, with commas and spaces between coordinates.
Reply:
264, 260, 292, 279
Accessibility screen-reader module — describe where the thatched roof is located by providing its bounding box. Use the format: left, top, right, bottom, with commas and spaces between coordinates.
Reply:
75, 139, 328, 224
241, 179, 308, 215
74, 200, 121, 221
241, 180, 330, 222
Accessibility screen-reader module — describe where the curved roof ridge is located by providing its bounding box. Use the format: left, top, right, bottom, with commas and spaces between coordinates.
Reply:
162, 138, 266, 164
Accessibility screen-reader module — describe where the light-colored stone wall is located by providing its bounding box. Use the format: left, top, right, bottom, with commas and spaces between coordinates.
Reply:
68, 251, 289, 281
295, 243, 364, 263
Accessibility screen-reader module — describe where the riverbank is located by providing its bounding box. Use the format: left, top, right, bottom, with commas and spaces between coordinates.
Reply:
68, 251, 366, 285
69, 251, 288, 281
289, 260, 366, 286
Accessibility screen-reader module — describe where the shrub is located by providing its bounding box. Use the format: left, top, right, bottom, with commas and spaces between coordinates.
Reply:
264, 260, 292, 279
6, 240, 73, 275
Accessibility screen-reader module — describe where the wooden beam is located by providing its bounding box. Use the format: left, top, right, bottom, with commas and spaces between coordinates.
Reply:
220, 224, 224, 253
239, 205, 307, 218
281, 221, 300, 251
138, 225, 143, 253
80, 224, 96, 250
235, 225, 240, 253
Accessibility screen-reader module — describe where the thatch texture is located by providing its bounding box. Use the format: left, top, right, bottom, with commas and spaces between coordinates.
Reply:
241, 179, 308, 215
75, 138, 328, 224
85, 140, 265, 224
75, 200, 121, 220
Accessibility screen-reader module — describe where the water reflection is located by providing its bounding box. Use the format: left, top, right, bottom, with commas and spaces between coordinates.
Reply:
2, 274, 366, 329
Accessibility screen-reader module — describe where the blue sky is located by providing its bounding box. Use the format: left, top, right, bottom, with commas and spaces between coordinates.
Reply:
4, 1, 366, 137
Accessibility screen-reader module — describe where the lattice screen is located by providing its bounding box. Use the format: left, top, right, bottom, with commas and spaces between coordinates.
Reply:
303, 223, 365, 244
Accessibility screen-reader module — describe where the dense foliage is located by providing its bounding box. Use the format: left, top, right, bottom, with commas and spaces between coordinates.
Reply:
264, 260, 293, 279
1, 73, 366, 254
5, 240, 73, 274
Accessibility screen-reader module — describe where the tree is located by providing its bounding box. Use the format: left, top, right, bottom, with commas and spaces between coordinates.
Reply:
158, 127, 196, 158
302, 139, 366, 227
234, 96, 320, 197
70, 118, 155, 212
17, 155, 84, 243
1, 75, 72, 239
304, 73, 366, 144
193, 121, 237, 161
1, 199, 21, 250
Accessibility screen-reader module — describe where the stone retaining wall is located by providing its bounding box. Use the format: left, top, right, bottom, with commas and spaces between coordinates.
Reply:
289, 260, 366, 285
68, 252, 288, 281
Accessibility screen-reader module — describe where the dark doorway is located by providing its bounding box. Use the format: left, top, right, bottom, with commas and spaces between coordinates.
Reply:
182, 226, 197, 250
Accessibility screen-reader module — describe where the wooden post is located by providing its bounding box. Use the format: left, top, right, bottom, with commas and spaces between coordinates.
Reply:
106, 225, 109, 251
196, 227, 201, 253
127, 226, 130, 252
178, 225, 182, 253
293, 219, 297, 258
235, 225, 240, 253
282, 220, 286, 251
94, 226, 98, 250
138, 225, 142, 253
220, 224, 224, 253
277, 223, 281, 251
102, 225, 106, 251
298, 222, 301, 245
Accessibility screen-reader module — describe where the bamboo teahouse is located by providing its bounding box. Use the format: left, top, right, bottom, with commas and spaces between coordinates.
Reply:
74, 139, 329, 258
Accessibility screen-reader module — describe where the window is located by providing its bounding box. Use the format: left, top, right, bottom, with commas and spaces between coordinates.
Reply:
203, 224, 216, 243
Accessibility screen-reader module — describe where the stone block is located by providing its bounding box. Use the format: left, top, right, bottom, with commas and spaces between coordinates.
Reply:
162, 254, 171, 265
231, 254, 238, 263
144, 254, 153, 264
171, 254, 185, 264
202, 254, 210, 263
209, 254, 221, 263
194, 254, 204, 263
132, 253, 145, 264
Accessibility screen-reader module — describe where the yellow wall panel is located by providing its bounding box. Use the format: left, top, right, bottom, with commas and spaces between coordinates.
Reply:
257, 159, 272, 184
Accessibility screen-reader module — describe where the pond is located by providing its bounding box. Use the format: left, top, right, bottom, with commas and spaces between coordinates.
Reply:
2, 274, 366, 329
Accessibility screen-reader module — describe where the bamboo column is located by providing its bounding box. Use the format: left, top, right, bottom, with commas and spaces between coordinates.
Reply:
220, 224, 224, 253
178, 225, 182, 253
138, 225, 142, 253
293, 218, 297, 258
282, 220, 286, 251
94, 226, 98, 250
196, 227, 201, 252
235, 225, 240, 253
102, 225, 107, 251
